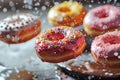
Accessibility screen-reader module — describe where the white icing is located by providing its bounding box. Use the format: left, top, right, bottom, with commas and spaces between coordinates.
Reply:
0, 14, 38, 31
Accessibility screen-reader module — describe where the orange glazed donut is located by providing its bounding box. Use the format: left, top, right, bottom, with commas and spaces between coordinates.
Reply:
0, 13, 41, 44
83, 5, 120, 36
48, 1, 86, 27
35, 26, 86, 63
91, 30, 120, 66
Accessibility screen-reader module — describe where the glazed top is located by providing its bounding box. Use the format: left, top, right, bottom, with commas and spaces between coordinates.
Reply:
84, 5, 120, 31
0, 13, 39, 31
35, 26, 85, 54
91, 30, 120, 58
48, 1, 84, 21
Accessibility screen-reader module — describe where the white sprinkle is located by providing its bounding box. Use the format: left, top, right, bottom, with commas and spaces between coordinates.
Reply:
109, 73, 113, 76
98, 1, 101, 4
2, 8, 7, 13
54, 52, 57, 54
23, 0, 27, 3
34, 7, 38, 10
12, 36, 19, 42
39, 42, 43, 46
102, 25, 108, 30
118, 56, 120, 59
91, 0, 94, 3
114, 52, 119, 56
6, 34, 11, 39
105, 72, 109, 75
102, 69, 106, 71
16, 2, 18, 5
105, 72, 113, 76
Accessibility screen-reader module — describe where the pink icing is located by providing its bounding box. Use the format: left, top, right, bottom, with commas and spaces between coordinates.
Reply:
84, 5, 120, 31
35, 27, 85, 54
91, 30, 120, 58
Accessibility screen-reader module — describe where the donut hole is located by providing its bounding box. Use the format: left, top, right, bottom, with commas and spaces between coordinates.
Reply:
97, 10, 108, 18
103, 36, 120, 44
47, 31, 65, 41
59, 7, 70, 12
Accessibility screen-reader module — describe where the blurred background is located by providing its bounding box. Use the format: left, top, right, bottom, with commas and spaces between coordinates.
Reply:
0, 0, 119, 80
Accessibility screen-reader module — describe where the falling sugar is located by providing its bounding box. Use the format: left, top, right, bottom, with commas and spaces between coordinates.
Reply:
2, 8, 7, 13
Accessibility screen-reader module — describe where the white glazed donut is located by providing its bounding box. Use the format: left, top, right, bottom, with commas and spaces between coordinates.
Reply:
0, 13, 41, 44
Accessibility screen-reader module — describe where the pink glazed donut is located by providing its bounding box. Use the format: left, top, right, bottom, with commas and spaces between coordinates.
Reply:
91, 30, 120, 66
83, 5, 120, 36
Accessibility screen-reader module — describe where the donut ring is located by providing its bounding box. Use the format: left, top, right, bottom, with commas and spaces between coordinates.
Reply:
83, 5, 120, 36
0, 13, 41, 44
35, 26, 86, 63
91, 30, 120, 66
48, 1, 86, 27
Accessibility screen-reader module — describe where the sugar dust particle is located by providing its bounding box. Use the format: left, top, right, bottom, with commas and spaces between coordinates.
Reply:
88, 4, 92, 8
2, 8, 7, 13
9, 1, 14, 7
11, 7, 16, 11
98, 1, 101, 4
91, 0, 94, 3
34, 7, 38, 10
41, 6, 46, 11
34, 2, 40, 6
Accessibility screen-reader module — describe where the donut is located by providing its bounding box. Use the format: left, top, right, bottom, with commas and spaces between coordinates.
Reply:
35, 26, 86, 63
0, 13, 41, 44
91, 30, 120, 66
48, 1, 86, 27
83, 5, 120, 36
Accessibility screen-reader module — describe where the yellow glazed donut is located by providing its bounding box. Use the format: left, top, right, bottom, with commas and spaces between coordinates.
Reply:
48, 1, 86, 27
